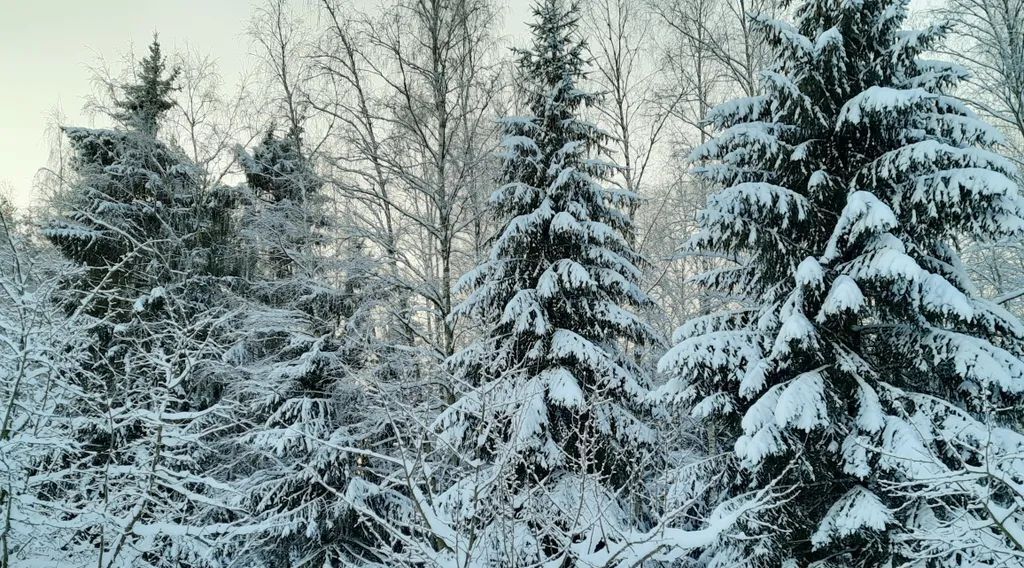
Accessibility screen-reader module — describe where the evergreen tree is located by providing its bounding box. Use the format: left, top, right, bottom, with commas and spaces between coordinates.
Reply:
44, 36, 193, 319
113, 36, 180, 137
435, 0, 661, 563
656, 0, 1024, 565
36, 38, 236, 567
220, 128, 389, 566
239, 126, 323, 281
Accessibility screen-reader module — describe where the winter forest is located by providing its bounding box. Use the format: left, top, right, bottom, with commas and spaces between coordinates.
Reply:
3, 0, 1024, 565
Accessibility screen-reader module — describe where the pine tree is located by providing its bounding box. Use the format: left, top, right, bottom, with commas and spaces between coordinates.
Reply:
434, 0, 661, 563
656, 0, 1024, 565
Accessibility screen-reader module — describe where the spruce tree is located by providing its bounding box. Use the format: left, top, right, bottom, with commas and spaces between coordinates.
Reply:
657, 0, 1024, 565
239, 126, 324, 281
436, 0, 661, 562
38, 38, 235, 566
44, 37, 192, 319
220, 128, 387, 566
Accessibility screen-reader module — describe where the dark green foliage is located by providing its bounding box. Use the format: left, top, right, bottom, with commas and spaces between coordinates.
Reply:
658, 0, 1024, 565
113, 37, 180, 136
43, 128, 200, 317
433, 1, 662, 562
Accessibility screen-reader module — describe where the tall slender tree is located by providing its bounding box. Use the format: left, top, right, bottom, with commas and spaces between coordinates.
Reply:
657, 0, 1024, 565
434, 0, 662, 563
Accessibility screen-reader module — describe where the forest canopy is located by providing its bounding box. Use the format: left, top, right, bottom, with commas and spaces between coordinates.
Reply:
1, 0, 1024, 566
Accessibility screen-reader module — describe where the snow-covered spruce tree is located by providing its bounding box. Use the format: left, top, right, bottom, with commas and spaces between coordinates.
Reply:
44, 37, 191, 321
218, 128, 391, 566
431, 0, 662, 563
656, 0, 1024, 565
38, 39, 238, 567
239, 126, 324, 281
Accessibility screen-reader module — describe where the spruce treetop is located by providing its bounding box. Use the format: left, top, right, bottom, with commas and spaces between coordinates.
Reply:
519, 0, 590, 105
113, 36, 180, 136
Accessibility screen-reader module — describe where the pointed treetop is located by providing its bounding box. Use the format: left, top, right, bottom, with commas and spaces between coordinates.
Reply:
113, 35, 180, 136
526, 0, 582, 50
518, 0, 590, 107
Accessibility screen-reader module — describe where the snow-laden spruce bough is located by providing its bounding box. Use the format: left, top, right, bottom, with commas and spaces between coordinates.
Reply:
2, 0, 1024, 566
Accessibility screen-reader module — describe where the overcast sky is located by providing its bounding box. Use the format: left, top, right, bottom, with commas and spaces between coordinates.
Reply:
0, 0, 531, 210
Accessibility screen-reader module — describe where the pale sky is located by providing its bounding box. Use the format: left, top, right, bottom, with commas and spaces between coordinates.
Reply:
0, 0, 532, 210
0, 0, 257, 208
